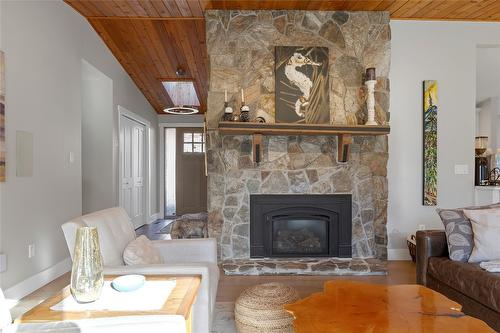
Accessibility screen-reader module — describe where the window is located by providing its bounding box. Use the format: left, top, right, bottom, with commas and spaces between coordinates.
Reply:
183, 132, 205, 153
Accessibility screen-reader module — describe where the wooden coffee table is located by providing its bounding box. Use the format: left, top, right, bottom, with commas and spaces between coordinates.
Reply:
284, 280, 495, 333
16, 275, 200, 332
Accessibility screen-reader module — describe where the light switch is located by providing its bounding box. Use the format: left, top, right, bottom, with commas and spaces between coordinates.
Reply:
454, 164, 469, 175
0, 254, 6, 272
69, 152, 75, 164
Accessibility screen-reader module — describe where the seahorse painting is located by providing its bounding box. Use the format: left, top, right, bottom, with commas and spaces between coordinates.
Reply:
275, 46, 329, 124
284, 52, 321, 117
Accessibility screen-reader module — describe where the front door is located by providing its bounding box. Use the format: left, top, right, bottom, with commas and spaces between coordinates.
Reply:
175, 128, 207, 215
120, 115, 146, 228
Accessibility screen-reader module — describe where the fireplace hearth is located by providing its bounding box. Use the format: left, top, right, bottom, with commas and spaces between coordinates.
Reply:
250, 194, 352, 258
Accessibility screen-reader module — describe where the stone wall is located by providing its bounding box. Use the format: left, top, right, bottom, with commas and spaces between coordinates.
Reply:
205, 10, 390, 260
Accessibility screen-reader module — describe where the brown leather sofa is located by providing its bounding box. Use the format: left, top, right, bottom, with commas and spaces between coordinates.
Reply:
416, 230, 500, 331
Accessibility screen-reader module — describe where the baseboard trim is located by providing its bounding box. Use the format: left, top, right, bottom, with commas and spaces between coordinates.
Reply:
4, 257, 71, 300
388, 249, 412, 261
149, 212, 160, 224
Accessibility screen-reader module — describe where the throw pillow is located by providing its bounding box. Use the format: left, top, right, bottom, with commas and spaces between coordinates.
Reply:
436, 202, 500, 262
123, 235, 164, 265
463, 208, 500, 263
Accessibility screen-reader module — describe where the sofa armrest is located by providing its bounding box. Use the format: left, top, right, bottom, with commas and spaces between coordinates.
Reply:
151, 238, 218, 264
103, 263, 219, 333
416, 230, 448, 286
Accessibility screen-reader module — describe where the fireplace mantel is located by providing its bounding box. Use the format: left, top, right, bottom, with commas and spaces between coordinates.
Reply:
217, 121, 390, 162
217, 121, 390, 136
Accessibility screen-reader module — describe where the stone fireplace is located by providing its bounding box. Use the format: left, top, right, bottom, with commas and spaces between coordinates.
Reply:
250, 194, 352, 258
205, 10, 390, 271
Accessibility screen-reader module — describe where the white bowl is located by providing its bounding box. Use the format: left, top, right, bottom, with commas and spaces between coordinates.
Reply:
111, 274, 146, 292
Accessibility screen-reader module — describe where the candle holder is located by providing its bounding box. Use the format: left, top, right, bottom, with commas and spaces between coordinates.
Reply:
223, 102, 233, 121
240, 105, 250, 122
364, 68, 377, 126
239, 88, 250, 122
365, 79, 377, 126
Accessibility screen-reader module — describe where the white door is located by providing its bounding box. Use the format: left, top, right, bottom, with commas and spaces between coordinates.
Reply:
120, 115, 146, 229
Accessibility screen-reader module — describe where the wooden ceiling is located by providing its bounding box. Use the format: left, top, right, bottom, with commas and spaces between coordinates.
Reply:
66, 0, 500, 114
86, 17, 207, 113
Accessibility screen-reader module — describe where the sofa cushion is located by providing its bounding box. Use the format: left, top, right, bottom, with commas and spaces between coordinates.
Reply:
428, 257, 500, 313
123, 235, 164, 265
437, 202, 500, 262
464, 208, 500, 262
64, 207, 136, 266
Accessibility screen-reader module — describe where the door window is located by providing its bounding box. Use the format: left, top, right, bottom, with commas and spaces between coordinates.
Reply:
183, 132, 205, 153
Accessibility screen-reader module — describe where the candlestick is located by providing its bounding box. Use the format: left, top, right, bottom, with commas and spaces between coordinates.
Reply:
224, 90, 228, 103
365, 79, 377, 126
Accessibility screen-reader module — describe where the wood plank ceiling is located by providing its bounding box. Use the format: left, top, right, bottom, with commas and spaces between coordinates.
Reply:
65, 0, 500, 114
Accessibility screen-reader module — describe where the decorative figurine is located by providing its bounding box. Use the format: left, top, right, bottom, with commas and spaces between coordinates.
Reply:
255, 109, 272, 123
223, 90, 233, 121
240, 88, 250, 122
364, 67, 378, 126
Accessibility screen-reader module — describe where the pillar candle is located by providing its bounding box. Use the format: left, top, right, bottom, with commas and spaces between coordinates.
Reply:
365, 67, 376, 81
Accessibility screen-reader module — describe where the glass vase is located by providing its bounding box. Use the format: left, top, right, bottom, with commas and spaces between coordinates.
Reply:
70, 226, 104, 303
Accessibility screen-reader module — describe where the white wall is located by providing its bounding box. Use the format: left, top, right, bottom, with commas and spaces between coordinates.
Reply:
476, 46, 500, 103
82, 60, 114, 214
0, 0, 158, 293
388, 20, 500, 256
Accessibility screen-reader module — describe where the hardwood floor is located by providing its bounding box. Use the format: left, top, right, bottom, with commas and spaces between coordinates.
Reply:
9, 261, 415, 320
9, 273, 71, 320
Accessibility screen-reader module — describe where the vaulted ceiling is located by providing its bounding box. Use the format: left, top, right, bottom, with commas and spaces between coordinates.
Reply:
65, 0, 500, 114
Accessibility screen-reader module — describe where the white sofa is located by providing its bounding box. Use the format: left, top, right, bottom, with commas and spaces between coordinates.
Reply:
61, 207, 219, 333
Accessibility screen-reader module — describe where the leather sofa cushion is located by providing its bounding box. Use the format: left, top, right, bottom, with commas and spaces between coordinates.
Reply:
428, 257, 500, 313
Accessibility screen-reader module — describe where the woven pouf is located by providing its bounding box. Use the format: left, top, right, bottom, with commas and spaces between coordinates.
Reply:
235, 282, 300, 333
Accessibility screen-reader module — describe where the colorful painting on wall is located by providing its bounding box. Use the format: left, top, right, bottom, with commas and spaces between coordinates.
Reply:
275, 46, 329, 124
0, 51, 5, 182
423, 80, 438, 206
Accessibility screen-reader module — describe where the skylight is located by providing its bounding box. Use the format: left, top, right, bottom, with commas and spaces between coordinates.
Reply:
162, 81, 200, 107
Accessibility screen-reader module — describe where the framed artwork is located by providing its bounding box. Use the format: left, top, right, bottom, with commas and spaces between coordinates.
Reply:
275, 46, 329, 124
423, 80, 438, 206
0, 51, 5, 182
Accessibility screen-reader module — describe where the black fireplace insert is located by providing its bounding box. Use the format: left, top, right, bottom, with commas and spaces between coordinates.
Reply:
250, 194, 352, 258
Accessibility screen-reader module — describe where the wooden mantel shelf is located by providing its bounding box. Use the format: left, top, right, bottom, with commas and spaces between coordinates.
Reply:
217, 121, 390, 163
218, 121, 390, 136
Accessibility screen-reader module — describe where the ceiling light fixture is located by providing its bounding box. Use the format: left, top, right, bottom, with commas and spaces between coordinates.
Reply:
163, 106, 198, 115
162, 80, 200, 115
175, 67, 186, 76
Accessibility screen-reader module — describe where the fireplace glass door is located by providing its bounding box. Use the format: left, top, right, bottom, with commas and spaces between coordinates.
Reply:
271, 215, 329, 256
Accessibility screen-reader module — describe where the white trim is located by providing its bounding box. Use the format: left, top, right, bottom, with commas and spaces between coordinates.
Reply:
159, 122, 204, 128
149, 212, 160, 224
118, 105, 151, 228
158, 122, 204, 218
159, 126, 166, 219
157, 114, 205, 124
387, 249, 412, 261
4, 258, 71, 300
118, 105, 151, 128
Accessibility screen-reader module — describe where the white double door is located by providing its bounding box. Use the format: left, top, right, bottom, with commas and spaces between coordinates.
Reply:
120, 115, 146, 229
